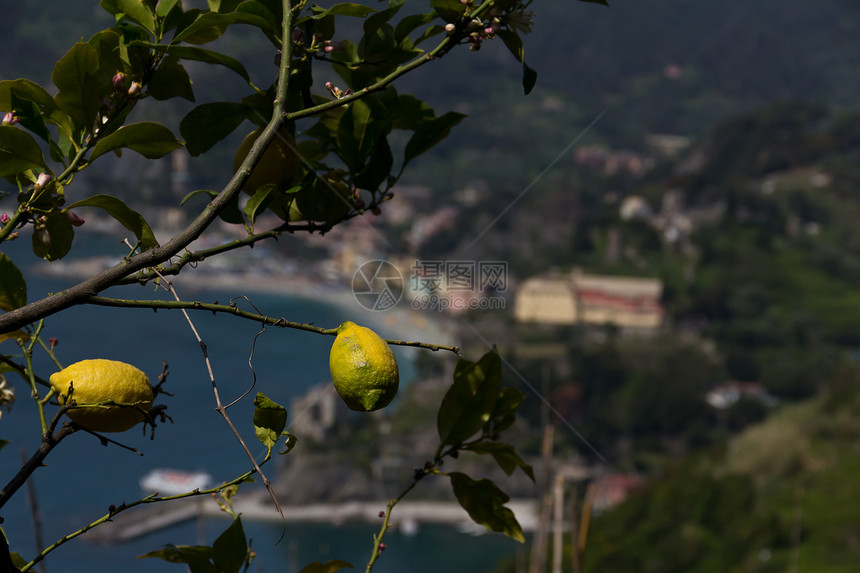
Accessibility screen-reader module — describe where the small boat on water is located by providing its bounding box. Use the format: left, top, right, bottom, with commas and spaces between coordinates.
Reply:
140, 468, 214, 496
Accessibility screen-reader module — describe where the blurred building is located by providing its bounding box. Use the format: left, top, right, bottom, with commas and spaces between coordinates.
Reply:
514, 269, 664, 330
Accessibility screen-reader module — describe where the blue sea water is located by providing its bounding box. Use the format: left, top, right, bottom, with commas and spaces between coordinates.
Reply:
0, 232, 519, 572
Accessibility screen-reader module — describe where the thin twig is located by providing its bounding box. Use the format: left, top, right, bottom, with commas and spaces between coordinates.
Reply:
21, 466, 262, 572
148, 267, 287, 538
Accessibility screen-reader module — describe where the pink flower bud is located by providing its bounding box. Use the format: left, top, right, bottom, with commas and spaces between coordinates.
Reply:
127, 81, 141, 97
324, 44, 334, 53
2, 112, 18, 126
485, 27, 495, 35
0, 213, 8, 224
378, 510, 385, 518
291, 27, 303, 43
34, 172, 52, 191
112, 72, 126, 90
377, 543, 386, 555
325, 81, 334, 90
49, 337, 58, 348
66, 210, 85, 227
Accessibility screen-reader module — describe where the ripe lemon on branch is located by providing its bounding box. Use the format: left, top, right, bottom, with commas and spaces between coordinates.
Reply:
50, 359, 153, 432
329, 322, 399, 412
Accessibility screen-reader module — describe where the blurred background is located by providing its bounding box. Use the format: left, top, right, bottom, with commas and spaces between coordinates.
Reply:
3, 1, 860, 571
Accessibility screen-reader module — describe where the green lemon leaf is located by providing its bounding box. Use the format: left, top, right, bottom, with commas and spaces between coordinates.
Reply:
0, 329, 30, 345
132, 42, 252, 84
0, 254, 26, 312
0, 126, 47, 177
298, 560, 354, 573
52, 42, 101, 132
212, 516, 247, 573
243, 185, 275, 227
138, 544, 217, 572
437, 351, 502, 446
90, 122, 183, 161
157, 0, 182, 18
462, 441, 535, 482
311, 4, 376, 19
403, 111, 465, 166
353, 135, 392, 191
180, 102, 250, 156
173, 11, 276, 43
449, 472, 525, 542
253, 392, 287, 453
68, 195, 159, 250
488, 386, 525, 433
180, 189, 244, 225
0, 78, 57, 117
429, 0, 467, 23
0, 439, 10, 453
147, 55, 195, 101
31, 211, 75, 262
112, 0, 157, 34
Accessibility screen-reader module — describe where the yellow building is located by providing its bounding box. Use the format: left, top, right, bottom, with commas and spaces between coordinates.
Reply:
515, 270, 664, 330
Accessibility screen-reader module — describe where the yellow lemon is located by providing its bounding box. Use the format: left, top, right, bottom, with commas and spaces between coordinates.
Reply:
233, 127, 301, 195
50, 359, 153, 432
329, 322, 399, 412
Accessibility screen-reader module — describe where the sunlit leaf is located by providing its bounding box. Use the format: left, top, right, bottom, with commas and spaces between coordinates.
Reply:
90, 122, 183, 161
68, 195, 159, 250
138, 544, 218, 572
113, 0, 157, 33
253, 392, 287, 454
0, 126, 47, 177
156, 0, 182, 18
243, 184, 276, 227
0, 253, 27, 312
449, 472, 525, 542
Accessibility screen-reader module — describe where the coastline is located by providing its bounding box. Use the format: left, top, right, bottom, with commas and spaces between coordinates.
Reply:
86, 492, 539, 544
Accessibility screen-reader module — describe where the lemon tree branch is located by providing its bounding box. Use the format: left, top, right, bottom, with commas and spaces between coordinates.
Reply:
0, 1, 295, 336
83, 296, 462, 355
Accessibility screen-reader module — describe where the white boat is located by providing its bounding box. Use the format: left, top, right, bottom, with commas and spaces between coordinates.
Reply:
140, 468, 214, 496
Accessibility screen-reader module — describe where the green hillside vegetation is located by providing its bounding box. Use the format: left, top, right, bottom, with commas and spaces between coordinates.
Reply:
582, 371, 860, 573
